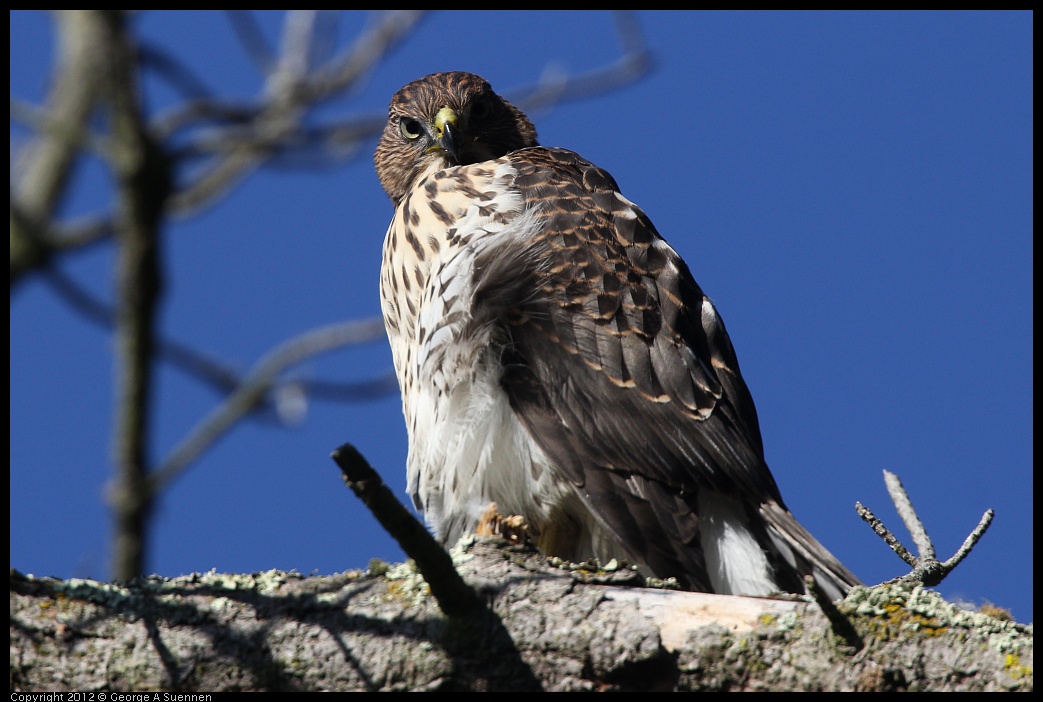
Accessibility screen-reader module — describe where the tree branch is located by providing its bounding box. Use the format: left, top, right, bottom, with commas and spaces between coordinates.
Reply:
98, 9, 173, 580
883, 469, 936, 560
10, 549, 1032, 691
330, 444, 483, 619
166, 10, 426, 215
44, 266, 394, 409
509, 10, 652, 113
856, 470, 994, 588
148, 320, 387, 496
10, 10, 107, 287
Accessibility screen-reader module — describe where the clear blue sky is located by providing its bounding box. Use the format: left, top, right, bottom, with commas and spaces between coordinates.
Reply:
10, 11, 1032, 623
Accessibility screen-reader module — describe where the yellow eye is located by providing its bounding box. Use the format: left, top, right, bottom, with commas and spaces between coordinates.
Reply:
400, 118, 423, 140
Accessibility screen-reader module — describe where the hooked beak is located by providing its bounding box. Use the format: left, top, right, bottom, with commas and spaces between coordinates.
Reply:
428, 106, 461, 164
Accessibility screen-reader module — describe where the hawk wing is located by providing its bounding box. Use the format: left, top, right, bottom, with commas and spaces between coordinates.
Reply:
471, 147, 834, 592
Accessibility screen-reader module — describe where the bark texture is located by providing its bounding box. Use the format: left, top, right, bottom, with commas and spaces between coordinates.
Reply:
10, 538, 1033, 691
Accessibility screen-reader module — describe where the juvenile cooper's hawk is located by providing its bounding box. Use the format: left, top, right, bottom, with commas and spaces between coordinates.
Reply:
375, 72, 860, 599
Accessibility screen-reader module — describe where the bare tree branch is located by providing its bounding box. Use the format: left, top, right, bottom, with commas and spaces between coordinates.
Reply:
137, 43, 214, 102
270, 10, 321, 93
856, 470, 994, 588
226, 9, 279, 74
97, 9, 173, 581
153, 100, 261, 142
10, 551, 1032, 691
148, 319, 387, 496
883, 469, 935, 560
166, 11, 426, 215
14, 10, 652, 262
940, 509, 995, 576
286, 10, 426, 104
43, 266, 393, 408
509, 10, 652, 113
331, 444, 483, 619
10, 10, 107, 287
855, 501, 918, 568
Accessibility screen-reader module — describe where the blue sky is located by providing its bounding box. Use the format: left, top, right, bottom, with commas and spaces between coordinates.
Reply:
10, 11, 1032, 623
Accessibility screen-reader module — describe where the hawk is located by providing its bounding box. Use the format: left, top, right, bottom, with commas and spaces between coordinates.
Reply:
375, 71, 860, 599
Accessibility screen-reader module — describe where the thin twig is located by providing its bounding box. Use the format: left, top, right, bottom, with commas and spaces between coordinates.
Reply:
167, 11, 426, 215
858, 471, 994, 588
509, 10, 652, 113
269, 10, 319, 95
149, 319, 387, 495
331, 445, 543, 689
856, 501, 917, 567
10, 10, 108, 287
137, 44, 214, 102
940, 509, 994, 574
883, 469, 935, 560
226, 9, 278, 74
294, 10, 426, 104
43, 267, 393, 407
330, 444, 482, 619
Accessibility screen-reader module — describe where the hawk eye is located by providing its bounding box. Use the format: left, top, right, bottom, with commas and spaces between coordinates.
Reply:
469, 98, 492, 121
400, 118, 423, 140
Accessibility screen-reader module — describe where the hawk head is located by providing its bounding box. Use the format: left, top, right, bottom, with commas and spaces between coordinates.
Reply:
374, 72, 539, 204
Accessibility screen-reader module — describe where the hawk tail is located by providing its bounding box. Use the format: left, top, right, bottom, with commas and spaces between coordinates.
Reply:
760, 499, 862, 601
